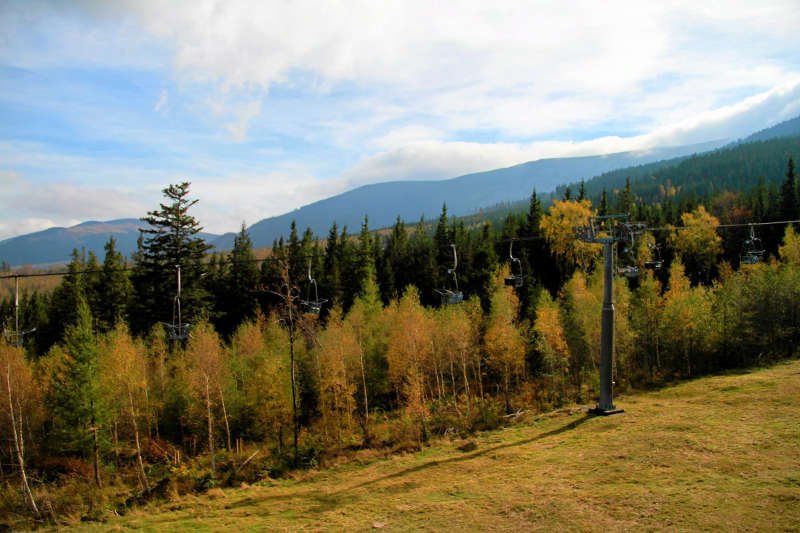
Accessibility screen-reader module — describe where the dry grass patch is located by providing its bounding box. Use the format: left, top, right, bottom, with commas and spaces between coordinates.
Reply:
73, 359, 800, 532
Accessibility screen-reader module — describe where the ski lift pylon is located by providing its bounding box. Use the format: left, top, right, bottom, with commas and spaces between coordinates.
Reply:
3, 275, 35, 348
162, 265, 190, 340
504, 240, 524, 288
435, 244, 463, 305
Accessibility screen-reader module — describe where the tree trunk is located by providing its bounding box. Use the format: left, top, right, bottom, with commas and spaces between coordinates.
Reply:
218, 384, 232, 452
474, 353, 484, 399
6, 363, 39, 517
358, 345, 371, 446
91, 402, 102, 489
113, 418, 119, 467
289, 318, 299, 467
205, 374, 215, 476
461, 352, 471, 415
129, 389, 150, 493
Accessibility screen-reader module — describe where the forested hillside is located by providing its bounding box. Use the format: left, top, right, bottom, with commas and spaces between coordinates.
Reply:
565, 135, 800, 208
2, 160, 800, 526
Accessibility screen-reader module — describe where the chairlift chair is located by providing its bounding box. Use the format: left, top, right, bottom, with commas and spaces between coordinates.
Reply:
435, 244, 464, 305
3, 328, 36, 348
617, 265, 640, 279
301, 263, 327, 316
504, 240, 525, 288
616, 240, 640, 279
644, 243, 664, 271
740, 224, 765, 265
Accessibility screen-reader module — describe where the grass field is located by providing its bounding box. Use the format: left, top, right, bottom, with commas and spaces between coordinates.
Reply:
78, 359, 800, 532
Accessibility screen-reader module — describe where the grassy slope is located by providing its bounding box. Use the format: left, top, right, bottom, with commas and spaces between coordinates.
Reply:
86, 360, 799, 532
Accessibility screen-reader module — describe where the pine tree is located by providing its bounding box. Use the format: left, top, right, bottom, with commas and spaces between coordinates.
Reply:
616, 177, 634, 215
47, 297, 105, 486
41, 248, 87, 350
383, 217, 412, 300
599, 189, 609, 217
131, 182, 211, 335
96, 237, 132, 332
434, 204, 451, 275
780, 157, 797, 223
322, 222, 343, 308
222, 224, 260, 336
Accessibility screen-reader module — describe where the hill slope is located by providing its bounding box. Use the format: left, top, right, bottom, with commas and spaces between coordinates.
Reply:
216, 141, 725, 249
573, 134, 800, 202
88, 360, 800, 532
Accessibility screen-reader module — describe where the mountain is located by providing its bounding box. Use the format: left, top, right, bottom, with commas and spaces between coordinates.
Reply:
741, 115, 800, 143
0, 219, 220, 268
216, 140, 727, 249
572, 134, 800, 205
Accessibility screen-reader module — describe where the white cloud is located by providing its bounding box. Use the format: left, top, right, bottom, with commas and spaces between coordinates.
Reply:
223, 100, 262, 142
154, 88, 168, 112
342, 80, 800, 187
14, 0, 790, 142
0, 218, 68, 241
2, 1, 800, 240
0, 174, 152, 240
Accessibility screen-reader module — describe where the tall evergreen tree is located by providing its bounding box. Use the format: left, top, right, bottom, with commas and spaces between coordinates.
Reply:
47, 297, 106, 486
322, 222, 343, 309
222, 224, 259, 336
382, 216, 412, 301
95, 237, 132, 332
130, 182, 211, 335
411, 216, 436, 306
598, 189, 609, 217
780, 157, 797, 223
41, 248, 87, 349
616, 177, 634, 215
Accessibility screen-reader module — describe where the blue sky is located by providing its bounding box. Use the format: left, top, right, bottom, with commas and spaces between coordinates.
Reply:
1, 0, 800, 240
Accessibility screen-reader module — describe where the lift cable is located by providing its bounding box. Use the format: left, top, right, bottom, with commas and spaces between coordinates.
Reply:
2, 218, 799, 282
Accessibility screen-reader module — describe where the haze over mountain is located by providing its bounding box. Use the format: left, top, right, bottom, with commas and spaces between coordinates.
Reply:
214, 113, 800, 249
216, 140, 726, 250
2, 114, 799, 268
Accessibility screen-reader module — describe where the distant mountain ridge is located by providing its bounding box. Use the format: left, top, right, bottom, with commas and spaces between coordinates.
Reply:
0, 219, 219, 268
217, 140, 727, 249
741, 115, 800, 143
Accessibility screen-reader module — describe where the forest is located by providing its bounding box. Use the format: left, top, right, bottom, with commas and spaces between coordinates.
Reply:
1, 156, 800, 525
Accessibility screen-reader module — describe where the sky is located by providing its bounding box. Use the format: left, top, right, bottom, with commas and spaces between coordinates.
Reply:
1, 0, 800, 240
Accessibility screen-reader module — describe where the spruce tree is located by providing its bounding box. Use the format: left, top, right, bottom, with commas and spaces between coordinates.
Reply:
224, 223, 259, 335
780, 157, 797, 222
96, 237, 132, 332
322, 222, 343, 309
47, 298, 106, 484
382, 217, 412, 301
41, 248, 87, 349
599, 189, 609, 217
130, 182, 211, 335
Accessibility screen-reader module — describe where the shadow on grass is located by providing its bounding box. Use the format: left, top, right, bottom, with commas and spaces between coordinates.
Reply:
346, 413, 592, 491
223, 413, 592, 515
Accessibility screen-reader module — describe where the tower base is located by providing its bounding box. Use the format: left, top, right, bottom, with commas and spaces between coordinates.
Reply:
588, 407, 624, 416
